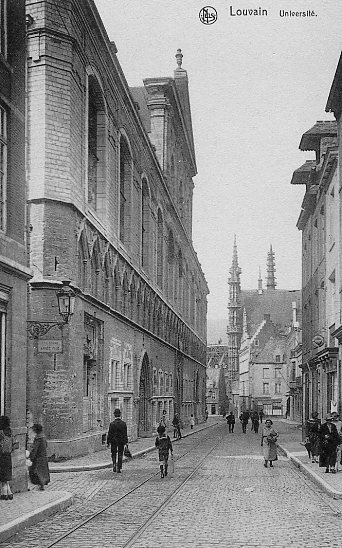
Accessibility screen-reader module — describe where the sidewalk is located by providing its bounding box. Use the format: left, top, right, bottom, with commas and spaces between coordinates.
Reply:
276, 418, 342, 500
0, 419, 217, 544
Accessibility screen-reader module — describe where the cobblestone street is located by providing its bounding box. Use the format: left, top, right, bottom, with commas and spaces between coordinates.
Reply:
3, 421, 342, 547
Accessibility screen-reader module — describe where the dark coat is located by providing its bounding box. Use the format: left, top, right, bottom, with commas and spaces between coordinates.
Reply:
107, 418, 128, 446
0, 429, 13, 482
29, 433, 50, 486
155, 434, 173, 461
319, 422, 339, 467
227, 414, 235, 424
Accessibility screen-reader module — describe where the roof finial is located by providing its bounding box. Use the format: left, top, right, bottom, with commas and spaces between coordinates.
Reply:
175, 48, 183, 69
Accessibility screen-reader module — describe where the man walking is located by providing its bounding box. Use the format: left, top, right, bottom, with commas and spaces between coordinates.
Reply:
107, 408, 128, 473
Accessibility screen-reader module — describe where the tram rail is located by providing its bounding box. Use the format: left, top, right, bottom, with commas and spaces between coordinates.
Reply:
43, 427, 221, 548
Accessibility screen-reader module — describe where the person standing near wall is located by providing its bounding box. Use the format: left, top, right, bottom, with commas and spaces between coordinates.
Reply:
29, 424, 50, 490
0, 416, 14, 500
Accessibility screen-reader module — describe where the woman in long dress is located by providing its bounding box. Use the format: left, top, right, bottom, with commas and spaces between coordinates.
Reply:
306, 411, 321, 463
29, 424, 50, 490
261, 419, 278, 468
0, 416, 14, 500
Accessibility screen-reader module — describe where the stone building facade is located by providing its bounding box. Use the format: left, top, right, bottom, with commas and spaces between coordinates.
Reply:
26, 0, 208, 459
0, 0, 31, 490
291, 120, 338, 423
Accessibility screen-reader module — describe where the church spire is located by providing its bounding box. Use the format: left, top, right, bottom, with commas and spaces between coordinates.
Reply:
229, 234, 242, 283
266, 245, 277, 290
227, 235, 242, 382
258, 266, 263, 294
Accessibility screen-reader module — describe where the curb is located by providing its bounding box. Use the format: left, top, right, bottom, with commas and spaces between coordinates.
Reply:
278, 443, 342, 500
50, 421, 219, 473
0, 491, 74, 544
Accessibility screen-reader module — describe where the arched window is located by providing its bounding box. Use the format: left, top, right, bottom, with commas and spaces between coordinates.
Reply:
167, 229, 174, 302
157, 209, 164, 288
103, 254, 110, 304
113, 267, 119, 310
119, 135, 132, 246
90, 252, 99, 298
122, 273, 129, 315
178, 180, 184, 219
141, 179, 150, 271
87, 75, 106, 216
176, 249, 183, 310
77, 236, 87, 291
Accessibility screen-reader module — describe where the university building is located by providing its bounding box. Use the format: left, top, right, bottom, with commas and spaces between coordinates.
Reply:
0, 0, 30, 490
26, 0, 208, 459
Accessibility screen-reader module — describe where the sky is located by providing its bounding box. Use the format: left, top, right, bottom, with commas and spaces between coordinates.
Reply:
95, 0, 342, 321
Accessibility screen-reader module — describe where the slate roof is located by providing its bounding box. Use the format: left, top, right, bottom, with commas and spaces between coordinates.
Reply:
326, 52, 342, 114
299, 121, 337, 152
130, 87, 151, 133
253, 336, 286, 363
290, 160, 316, 186
239, 289, 302, 336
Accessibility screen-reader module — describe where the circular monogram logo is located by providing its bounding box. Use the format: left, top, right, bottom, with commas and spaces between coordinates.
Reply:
199, 6, 218, 25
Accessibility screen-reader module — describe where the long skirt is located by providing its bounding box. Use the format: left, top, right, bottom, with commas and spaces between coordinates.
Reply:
263, 441, 278, 462
29, 457, 50, 486
319, 449, 337, 468
0, 453, 12, 482
309, 433, 320, 457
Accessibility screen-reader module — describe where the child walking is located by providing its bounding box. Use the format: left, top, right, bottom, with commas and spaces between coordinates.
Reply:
155, 425, 173, 478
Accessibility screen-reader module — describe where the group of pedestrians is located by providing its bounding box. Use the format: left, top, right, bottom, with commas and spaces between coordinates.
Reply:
0, 415, 50, 501
234, 409, 264, 434
305, 411, 342, 473
106, 409, 186, 479
225, 410, 279, 468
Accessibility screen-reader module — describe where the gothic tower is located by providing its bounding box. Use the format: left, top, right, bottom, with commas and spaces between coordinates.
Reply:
227, 236, 242, 383
266, 245, 277, 290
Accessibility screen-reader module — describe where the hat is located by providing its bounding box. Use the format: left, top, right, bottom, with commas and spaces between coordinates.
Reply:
114, 408, 121, 417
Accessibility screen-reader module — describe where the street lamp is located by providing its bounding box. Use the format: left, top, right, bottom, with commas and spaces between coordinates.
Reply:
27, 280, 76, 339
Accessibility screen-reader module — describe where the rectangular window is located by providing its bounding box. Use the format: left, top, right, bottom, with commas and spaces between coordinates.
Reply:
263, 368, 269, 379
123, 363, 132, 390
0, 1, 6, 57
275, 368, 282, 378
263, 382, 269, 395
275, 355, 281, 363
0, 106, 7, 231
275, 383, 281, 394
110, 360, 119, 389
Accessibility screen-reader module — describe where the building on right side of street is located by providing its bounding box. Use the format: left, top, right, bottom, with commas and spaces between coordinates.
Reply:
291, 119, 338, 423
